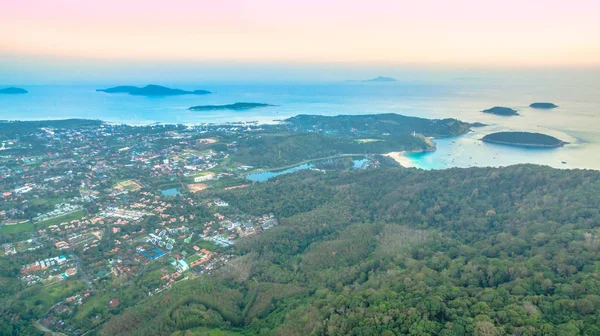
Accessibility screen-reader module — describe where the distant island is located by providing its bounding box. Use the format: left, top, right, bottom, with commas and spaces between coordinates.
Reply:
482, 106, 519, 116
96, 86, 139, 93
0, 87, 28, 94
363, 76, 397, 82
189, 102, 274, 111
530, 102, 558, 109
97, 85, 211, 96
481, 132, 566, 148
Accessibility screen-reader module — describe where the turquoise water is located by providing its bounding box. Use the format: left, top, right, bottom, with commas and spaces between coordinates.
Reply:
353, 158, 369, 169
1, 78, 600, 170
407, 133, 585, 170
160, 188, 180, 196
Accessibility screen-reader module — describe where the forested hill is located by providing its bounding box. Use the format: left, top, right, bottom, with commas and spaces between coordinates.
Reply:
229, 114, 482, 168
0, 119, 102, 139
286, 113, 481, 137
101, 165, 600, 336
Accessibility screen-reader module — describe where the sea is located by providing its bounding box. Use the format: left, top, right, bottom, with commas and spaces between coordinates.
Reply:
1, 77, 599, 170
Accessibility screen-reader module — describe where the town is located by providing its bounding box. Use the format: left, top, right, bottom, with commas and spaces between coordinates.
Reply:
0, 120, 292, 335
0, 117, 391, 335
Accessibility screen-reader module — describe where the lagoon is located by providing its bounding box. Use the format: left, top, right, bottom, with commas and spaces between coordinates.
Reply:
247, 157, 370, 182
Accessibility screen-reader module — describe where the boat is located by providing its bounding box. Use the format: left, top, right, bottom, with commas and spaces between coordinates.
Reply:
562, 161, 567, 164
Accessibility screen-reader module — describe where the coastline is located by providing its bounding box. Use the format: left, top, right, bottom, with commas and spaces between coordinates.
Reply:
383, 151, 416, 168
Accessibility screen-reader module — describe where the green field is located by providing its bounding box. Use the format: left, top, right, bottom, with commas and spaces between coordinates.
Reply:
30, 195, 65, 207
187, 254, 202, 263
18, 278, 87, 316
0, 210, 86, 234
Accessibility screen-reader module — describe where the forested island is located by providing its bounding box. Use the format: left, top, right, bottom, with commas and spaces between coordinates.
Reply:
482, 106, 519, 116
189, 102, 273, 111
97, 85, 211, 96
530, 102, 559, 109
0, 87, 28, 94
482, 131, 567, 147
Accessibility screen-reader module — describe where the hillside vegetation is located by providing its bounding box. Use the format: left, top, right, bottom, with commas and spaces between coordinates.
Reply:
99, 165, 600, 336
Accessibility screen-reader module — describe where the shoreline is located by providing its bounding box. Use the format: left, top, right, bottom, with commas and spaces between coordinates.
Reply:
383, 151, 416, 168
1, 117, 284, 128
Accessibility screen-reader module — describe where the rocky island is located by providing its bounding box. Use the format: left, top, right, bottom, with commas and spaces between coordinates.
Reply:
363, 76, 397, 82
481, 131, 567, 148
0, 87, 28, 94
530, 102, 558, 109
189, 102, 273, 111
97, 85, 211, 96
482, 106, 519, 116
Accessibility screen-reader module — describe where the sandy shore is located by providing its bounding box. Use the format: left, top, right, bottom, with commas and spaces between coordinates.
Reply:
383, 152, 415, 168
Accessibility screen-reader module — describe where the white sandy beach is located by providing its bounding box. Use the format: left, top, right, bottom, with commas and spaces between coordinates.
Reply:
383, 152, 415, 168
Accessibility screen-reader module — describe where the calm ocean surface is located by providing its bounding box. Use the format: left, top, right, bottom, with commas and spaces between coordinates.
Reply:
1, 80, 599, 170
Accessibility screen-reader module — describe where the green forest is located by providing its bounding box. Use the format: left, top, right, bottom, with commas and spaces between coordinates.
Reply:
94, 165, 600, 336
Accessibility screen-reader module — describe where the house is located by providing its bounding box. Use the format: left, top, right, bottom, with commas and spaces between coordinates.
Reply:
109, 298, 120, 308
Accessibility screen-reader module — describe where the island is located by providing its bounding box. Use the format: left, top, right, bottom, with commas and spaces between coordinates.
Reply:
0, 87, 28, 94
530, 102, 558, 109
482, 106, 519, 116
481, 131, 567, 148
95, 86, 139, 94
97, 84, 211, 96
362, 76, 397, 82
189, 102, 274, 111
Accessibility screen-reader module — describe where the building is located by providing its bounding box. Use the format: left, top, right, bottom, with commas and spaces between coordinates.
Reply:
109, 298, 120, 308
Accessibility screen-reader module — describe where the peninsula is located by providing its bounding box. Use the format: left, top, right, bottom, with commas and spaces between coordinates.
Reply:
0, 87, 28, 94
530, 102, 558, 109
482, 106, 519, 116
481, 131, 566, 148
97, 85, 211, 96
189, 102, 273, 111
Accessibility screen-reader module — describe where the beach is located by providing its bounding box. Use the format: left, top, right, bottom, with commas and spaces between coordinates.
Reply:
384, 152, 415, 168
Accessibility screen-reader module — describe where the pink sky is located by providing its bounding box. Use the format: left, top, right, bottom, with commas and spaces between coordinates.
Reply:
1, 0, 599, 66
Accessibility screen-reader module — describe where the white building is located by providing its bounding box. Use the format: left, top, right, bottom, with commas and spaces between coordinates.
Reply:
194, 173, 215, 182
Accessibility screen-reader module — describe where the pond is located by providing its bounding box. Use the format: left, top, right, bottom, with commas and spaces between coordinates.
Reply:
160, 188, 180, 196
352, 158, 369, 169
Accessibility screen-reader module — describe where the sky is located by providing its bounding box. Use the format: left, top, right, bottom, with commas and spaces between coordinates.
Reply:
1, 0, 599, 83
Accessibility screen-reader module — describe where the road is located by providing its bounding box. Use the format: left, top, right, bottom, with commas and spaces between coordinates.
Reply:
74, 253, 93, 290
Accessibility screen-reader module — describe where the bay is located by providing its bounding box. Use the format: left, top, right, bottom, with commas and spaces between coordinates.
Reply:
1, 78, 599, 170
